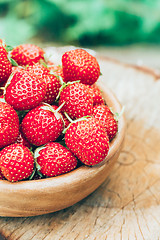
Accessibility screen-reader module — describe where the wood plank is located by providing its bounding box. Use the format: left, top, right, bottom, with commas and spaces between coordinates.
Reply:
0, 53, 160, 239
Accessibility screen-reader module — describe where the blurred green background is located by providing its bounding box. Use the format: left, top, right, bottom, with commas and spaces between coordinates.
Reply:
0, 0, 160, 47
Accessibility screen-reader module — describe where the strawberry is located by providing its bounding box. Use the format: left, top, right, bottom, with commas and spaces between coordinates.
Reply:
0, 44, 12, 84
65, 117, 109, 166
34, 142, 77, 177
92, 104, 118, 141
0, 143, 34, 182
11, 44, 44, 66
5, 69, 46, 111
21, 103, 64, 146
62, 49, 100, 85
59, 82, 93, 120
25, 63, 49, 76
48, 62, 64, 80
0, 101, 19, 148
88, 84, 104, 105
25, 64, 61, 104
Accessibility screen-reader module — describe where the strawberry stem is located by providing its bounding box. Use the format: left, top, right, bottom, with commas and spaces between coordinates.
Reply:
3, 72, 14, 96
114, 106, 125, 121
40, 102, 54, 112
63, 113, 91, 134
39, 59, 48, 68
50, 71, 64, 85
56, 83, 66, 101
40, 102, 64, 121
56, 80, 80, 101
57, 75, 64, 85
41, 102, 65, 114
64, 111, 74, 123
73, 115, 92, 123
28, 163, 36, 180
55, 101, 65, 113
34, 145, 47, 178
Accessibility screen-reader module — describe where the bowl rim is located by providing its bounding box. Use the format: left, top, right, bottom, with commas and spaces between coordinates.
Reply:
0, 83, 125, 192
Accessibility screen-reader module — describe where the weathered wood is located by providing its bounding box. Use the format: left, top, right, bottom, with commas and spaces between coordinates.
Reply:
0, 86, 125, 217
0, 50, 160, 239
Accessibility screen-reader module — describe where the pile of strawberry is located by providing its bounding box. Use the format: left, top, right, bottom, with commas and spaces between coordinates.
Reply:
0, 41, 118, 182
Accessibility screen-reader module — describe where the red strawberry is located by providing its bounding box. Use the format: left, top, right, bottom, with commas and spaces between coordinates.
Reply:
0, 45, 12, 84
88, 84, 104, 105
34, 142, 77, 177
11, 44, 44, 66
21, 103, 64, 146
25, 64, 61, 104
65, 117, 109, 166
0, 101, 19, 148
59, 82, 93, 120
25, 63, 49, 76
5, 69, 46, 111
48, 62, 64, 80
62, 49, 100, 85
0, 143, 34, 182
92, 104, 118, 141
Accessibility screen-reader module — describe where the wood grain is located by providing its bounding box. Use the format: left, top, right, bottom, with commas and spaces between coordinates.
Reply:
0, 53, 160, 239
0, 85, 125, 217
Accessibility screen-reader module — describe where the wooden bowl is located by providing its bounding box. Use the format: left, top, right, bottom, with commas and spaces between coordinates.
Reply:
0, 85, 125, 217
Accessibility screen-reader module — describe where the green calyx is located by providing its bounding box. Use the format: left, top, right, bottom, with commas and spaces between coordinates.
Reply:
28, 163, 36, 180
41, 102, 65, 113
5, 45, 13, 52
62, 112, 91, 134
6, 45, 18, 66
110, 106, 125, 122
33, 145, 47, 178
56, 80, 80, 101
8, 57, 18, 67
54, 75, 64, 86
39, 59, 48, 68
40, 102, 65, 121
0, 40, 13, 53
3, 72, 14, 96
34, 145, 46, 160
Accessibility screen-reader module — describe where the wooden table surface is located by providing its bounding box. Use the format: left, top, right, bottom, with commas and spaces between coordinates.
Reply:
0, 46, 160, 240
